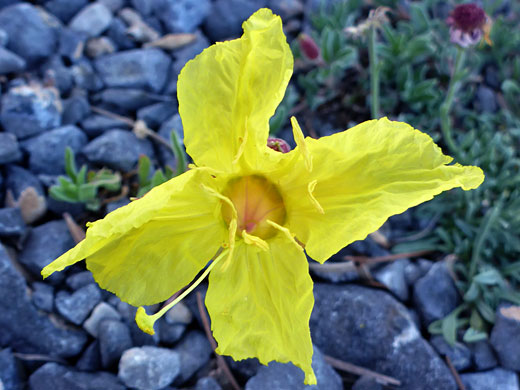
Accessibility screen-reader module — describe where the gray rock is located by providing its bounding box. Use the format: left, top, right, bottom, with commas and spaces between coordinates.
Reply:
118, 346, 181, 390
158, 306, 189, 345
245, 346, 342, 390
196, 377, 222, 390
29, 363, 125, 390
32, 282, 54, 313
0, 133, 21, 164
66, 271, 95, 290
94, 49, 171, 92
204, 0, 267, 41
311, 283, 457, 390
0, 46, 25, 74
99, 0, 124, 12
413, 261, 460, 325
0, 4, 58, 67
173, 331, 212, 385
490, 304, 520, 371
71, 59, 104, 91
225, 357, 261, 381
460, 368, 519, 390
476, 85, 498, 113
42, 56, 74, 95
81, 114, 130, 137
106, 198, 130, 213
468, 340, 497, 371
84, 302, 122, 337
62, 93, 91, 125
69, 2, 113, 37
107, 18, 137, 51
430, 336, 471, 371
22, 125, 87, 175
131, 0, 154, 16
58, 28, 87, 63
95, 88, 168, 111
46, 0, 89, 23
137, 102, 177, 129
0, 84, 62, 139
157, 113, 183, 168
98, 320, 133, 368
117, 301, 159, 346
0, 348, 21, 390
374, 258, 409, 301
0, 207, 26, 239
82, 129, 154, 171
153, 0, 210, 33
5, 165, 43, 198
0, 244, 87, 358
85, 36, 116, 58
76, 341, 101, 372
352, 376, 382, 390
18, 220, 75, 283
55, 284, 102, 325
267, 0, 303, 19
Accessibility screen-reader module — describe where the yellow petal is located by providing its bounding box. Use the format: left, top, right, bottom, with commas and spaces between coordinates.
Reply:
279, 117, 485, 263
206, 236, 316, 384
177, 8, 293, 173
42, 168, 228, 306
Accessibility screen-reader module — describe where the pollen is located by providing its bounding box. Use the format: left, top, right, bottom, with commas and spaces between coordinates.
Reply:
221, 175, 286, 240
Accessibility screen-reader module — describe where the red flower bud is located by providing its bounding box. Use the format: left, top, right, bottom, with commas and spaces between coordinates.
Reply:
267, 137, 291, 153
298, 33, 320, 60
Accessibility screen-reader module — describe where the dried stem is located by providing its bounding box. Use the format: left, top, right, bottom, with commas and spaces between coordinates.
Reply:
196, 292, 242, 390
324, 354, 401, 386
445, 355, 466, 390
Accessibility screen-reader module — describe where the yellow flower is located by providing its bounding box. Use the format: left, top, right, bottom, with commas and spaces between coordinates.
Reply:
42, 8, 484, 385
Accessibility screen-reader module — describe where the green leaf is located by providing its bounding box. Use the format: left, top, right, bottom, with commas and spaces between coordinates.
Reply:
473, 269, 504, 286
64, 147, 78, 181
463, 328, 488, 343
170, 130, 187, 176
476, 300, 496, 324
441, 312, 458, 346
138, 155, 151, 185
49, 186, 78, 203
464, 282, 480, 302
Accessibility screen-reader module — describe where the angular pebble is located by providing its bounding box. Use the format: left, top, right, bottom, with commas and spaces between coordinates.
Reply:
0, 348, 22, 390
76, 341, 101, 372
98, 320, 133, 368
1, 84, 62, 139
0, 4, 58, 66
245, 346, 342, 390
84, 302, 122, 337
469, 340, 497, 371
196, 377, 222, 390
118, 346, 181, 390
82, 129, 154, 171
22, 125, 88, 175
29, 362, 125, 390
0, 244, 87, 358
173, 331, 212, 385
0, 46, 26, 74
413, 261, 460, 325
374, 258, 409, 301
94, 49, 171, 92
137, 101, 177, 129
204, 0, 267, 41
18, 220, 74, 283
352, 376, 383, 390
66, 271, 95, 291
71, 59, 104, 91
0, 133, 21, 165
45, 0, 89, 23
62, 92, 91, 125
460, 368, 519, 390
430, 336, 471, 371
311, 283, 456, 390
490, 304, 520, 371
69, 2, 113, 37
153, 0, 210, 33
0, 207, 26, 239
32, 282, 54, 313
95, 88, 164, 110
55, 284, 102, 325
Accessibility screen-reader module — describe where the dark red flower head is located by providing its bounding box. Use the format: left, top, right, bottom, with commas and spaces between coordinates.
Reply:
448, 3, 487, 32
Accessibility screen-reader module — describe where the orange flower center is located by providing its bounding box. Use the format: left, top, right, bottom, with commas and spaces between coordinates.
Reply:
221, 175, 286, 240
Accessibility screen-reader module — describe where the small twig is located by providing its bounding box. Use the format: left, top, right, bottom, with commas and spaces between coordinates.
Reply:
101, 184, 130, 205
445, 355, 466, 390
13, 352, 68, 365
63, 212, 86, 243
196, 292, 242, 390
324, 354, 401, 386
91, 105, 134, 127
392, 213, 440, 244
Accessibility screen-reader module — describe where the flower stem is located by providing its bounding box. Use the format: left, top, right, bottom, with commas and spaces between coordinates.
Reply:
368, 25, 380, 119
440, 48, 466, 162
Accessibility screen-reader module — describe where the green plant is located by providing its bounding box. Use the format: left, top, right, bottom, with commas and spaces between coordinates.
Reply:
49, 147, 121, 211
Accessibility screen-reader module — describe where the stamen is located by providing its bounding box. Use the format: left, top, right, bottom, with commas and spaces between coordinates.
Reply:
242, 230, 269, 251
307, 180, 324, 214
290, 116, 313, 172
266, 220, 304, 252
135, 249, 228, 335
